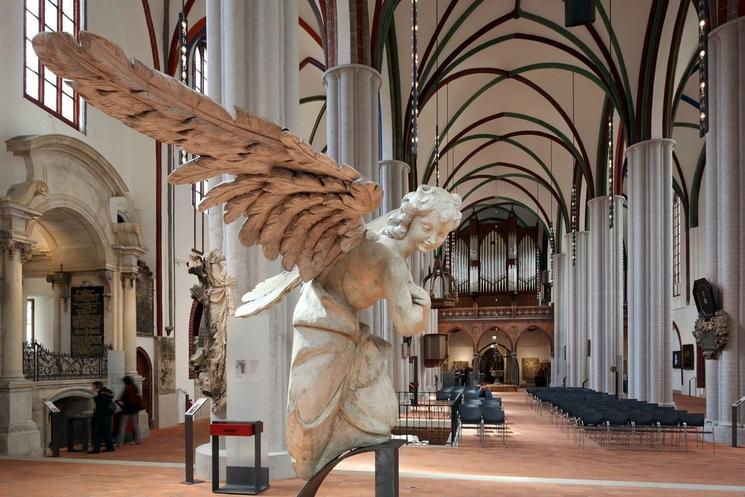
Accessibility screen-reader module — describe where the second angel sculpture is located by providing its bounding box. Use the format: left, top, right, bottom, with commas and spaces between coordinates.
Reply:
33, 31, 462, 480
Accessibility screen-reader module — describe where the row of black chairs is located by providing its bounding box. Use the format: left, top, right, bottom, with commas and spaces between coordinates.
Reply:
459, 400, 507, 447
442, 387, 508, 447
527, 387, 707, 451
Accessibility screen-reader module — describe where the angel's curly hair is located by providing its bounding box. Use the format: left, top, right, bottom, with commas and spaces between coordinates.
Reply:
382, 185, 462, 240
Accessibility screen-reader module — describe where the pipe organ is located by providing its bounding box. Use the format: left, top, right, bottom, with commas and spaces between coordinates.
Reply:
449, 212, 542, 299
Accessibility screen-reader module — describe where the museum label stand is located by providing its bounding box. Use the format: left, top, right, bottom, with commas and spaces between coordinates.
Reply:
297, 439, 405, 497
183, 397, 208, 484
211, 420, 269, 495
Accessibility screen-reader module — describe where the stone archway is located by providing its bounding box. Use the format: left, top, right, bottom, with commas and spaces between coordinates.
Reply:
1, 134, 146, 456
136, 347, 153, 427
5, 134, 145, 368
514, 327, 553, 386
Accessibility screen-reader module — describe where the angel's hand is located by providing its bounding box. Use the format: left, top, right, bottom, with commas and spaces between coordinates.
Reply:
409, 284, 431, 308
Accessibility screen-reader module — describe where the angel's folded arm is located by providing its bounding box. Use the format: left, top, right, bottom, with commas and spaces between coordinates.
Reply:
383, 259, 427, 335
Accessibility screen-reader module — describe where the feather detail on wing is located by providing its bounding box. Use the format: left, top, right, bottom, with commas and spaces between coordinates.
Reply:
32, 31, 383, 282
233, 211, 398, 317
235, 268, 303, 318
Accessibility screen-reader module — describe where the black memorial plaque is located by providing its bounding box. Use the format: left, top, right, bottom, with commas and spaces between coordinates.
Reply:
71, 286, 104, 355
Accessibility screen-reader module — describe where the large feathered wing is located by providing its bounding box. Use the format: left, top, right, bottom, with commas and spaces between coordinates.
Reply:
33, 31, 382, 282
234, 210, 399, 317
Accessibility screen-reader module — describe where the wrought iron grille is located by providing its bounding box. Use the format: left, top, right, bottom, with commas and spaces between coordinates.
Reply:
23, 340, 110, 381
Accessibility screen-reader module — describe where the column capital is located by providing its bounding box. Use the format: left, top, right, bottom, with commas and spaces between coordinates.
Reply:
323, 63, 382, 89
378, 159, 411, 174
121, 271, 137, 288
0, 232, 34, 263
625, 138, 676, 156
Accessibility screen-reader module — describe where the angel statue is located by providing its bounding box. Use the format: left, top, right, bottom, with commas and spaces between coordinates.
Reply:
33, 31, 462, 480
187, 250, 235, 417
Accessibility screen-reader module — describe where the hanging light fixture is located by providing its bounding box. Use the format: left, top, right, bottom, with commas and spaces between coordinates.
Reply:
570, 73, 577, 266
178, 2, 189, 167
424, 249, 458, 308
607, 1, 615, 230
697, 0, 709, 136
607, 111, 615, 229
410, 0, 419, 161
423, 0, 457, 309
548, 140, 555, 282
571, 183, 577, 266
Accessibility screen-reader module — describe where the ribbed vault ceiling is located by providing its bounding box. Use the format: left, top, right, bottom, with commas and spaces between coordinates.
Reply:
298, 0, 706, 241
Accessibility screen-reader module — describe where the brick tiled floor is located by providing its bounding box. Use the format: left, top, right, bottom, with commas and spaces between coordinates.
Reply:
1, 391, 743, 497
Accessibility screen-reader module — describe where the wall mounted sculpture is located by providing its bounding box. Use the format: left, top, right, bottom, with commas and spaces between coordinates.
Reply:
188, 250, 235, 417
33, 31, 461, 480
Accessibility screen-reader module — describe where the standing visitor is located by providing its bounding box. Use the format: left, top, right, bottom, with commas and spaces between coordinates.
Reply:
116, 376, 142, 446
88, 381, 115, 453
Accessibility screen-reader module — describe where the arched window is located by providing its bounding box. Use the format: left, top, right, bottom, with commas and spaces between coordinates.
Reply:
187, 35, 207, 253
673, 193, 681, 297
24, 0, 85, 130
191, 38, 207, 95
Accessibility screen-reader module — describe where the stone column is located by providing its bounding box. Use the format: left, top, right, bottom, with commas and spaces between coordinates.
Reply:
1, 236, 32, 379
324, 65, 381, 185
46, 271, 70, 352
565, 232, 589, 387
379, 160, 410, 390
626, 138, 674, 405
587, 196, 625, 393
551, 253, 567, 387
0, 201, 42, 456
121, 271, 138, 376
325, 64, 383, 335
212, 0, 299, 478
705, 17, 745, 443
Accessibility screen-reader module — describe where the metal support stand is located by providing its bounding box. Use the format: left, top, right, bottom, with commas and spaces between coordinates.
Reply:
44, 400, 62, 457
211, 421, 268, 495
66, 416, 89, 452
732, 396, 745, 448
182, 397, 208, 485
297, 439, 405, 497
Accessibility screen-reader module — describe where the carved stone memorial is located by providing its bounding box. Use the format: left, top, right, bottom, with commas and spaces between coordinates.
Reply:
155, 336, 176, 395
693, 310, 729, 359
136, 260, 154, 336
188, 250, 234, 416
34, 32, 462, 485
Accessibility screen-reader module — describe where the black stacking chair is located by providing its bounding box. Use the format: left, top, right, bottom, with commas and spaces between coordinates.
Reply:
576, 408, 604, 447
628, 409, 657, 446
681, 412, 706, 450
464, 389, 479, 400
459, 404, 483, 445
602, 410, 630, 446
481, 405, 507, 447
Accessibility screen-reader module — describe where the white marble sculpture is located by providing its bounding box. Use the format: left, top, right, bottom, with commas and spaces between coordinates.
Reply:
188, 250, 235, 416
33, 31, 462, 480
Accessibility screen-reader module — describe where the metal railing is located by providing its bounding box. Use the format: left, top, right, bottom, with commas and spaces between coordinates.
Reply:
732, 396, 745, 448
395, 391, 460, 446
688, 377, 698, 396
23, 340, 110, 381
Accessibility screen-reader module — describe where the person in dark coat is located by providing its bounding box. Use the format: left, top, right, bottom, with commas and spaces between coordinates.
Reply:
116, 376, 142, 446
89, 381, 115, 453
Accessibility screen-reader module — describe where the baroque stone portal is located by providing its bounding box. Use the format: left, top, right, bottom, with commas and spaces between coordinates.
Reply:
33, 31, 461, 480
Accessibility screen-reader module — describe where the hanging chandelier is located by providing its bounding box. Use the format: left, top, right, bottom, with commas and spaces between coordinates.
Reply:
423, 245, 458, 308
422, 0, 457, 309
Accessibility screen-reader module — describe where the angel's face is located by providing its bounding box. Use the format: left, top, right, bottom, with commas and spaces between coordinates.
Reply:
407, 211, 451, 253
